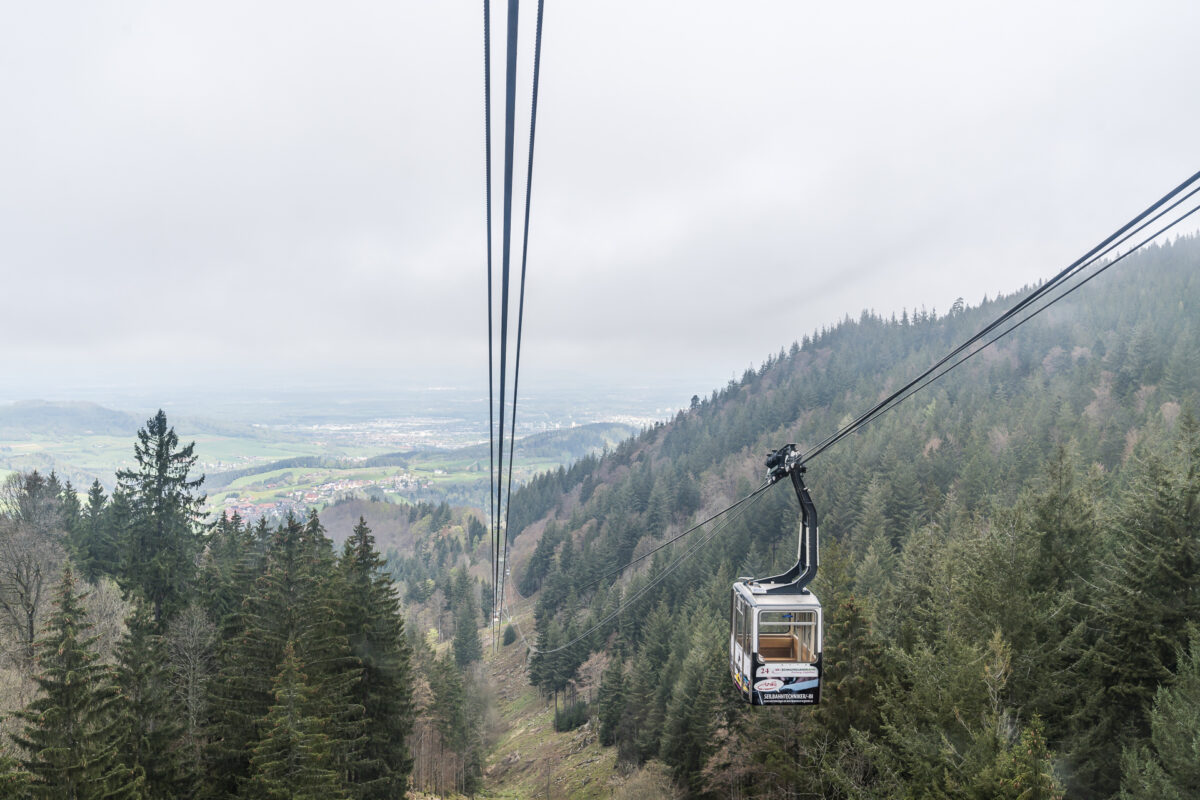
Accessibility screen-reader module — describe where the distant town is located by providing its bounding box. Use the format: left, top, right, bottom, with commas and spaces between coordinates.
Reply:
216, 470, 438, 521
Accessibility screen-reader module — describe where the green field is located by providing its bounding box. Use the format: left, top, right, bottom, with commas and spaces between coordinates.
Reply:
1, 406, 634, 520
0, 432, 347, 491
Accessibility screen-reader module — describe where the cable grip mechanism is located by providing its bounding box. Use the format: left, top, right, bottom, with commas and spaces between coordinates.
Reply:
765, 444, 805, 485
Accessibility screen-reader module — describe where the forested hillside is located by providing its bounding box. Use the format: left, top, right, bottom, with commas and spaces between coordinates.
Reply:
2, 237, 1198, 799
504, 235, 1200, 799
0, 411, 499, 799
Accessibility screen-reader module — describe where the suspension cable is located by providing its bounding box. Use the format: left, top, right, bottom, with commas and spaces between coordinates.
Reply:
484, 0, 549, 647
490, 0, 520, 649
798, 170, 1200, 465
522, 479, 771, 656
499, 0, 546, 636
483, 0, 498, 650
574, 477, 772, 597
855, 198, 1200, 427
500, 476, 772, 623
519, 170, 1200, 656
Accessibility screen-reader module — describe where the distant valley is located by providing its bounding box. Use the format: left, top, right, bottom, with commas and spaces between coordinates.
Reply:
0, 388, 676, 521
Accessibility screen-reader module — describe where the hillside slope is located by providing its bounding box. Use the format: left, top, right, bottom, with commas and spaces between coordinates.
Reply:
487, 235, 1200, 798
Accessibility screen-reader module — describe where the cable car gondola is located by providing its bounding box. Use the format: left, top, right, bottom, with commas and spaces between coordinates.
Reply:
730, 445, 822, 705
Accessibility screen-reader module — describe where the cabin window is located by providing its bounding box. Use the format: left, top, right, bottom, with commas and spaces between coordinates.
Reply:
724, 587, 734, 638
757, 609, 818, 663
732, 596, 749, 653
729, 590, 736, 642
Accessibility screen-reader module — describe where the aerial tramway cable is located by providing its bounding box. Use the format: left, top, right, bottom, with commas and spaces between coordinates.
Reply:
513, 478, 774, 656
484, 0, 548, 648
800, 170, 1200, 465
574, 477, 774, 597
483, 0, 497, 648
831, 194, 1200, 445
500, 0, 546, 640
491, 0, 519, 650
517, 170, 1200, 658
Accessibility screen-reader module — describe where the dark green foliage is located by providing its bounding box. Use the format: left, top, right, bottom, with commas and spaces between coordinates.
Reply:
466, 515, 486, 547
505, 238, 1200, 797
13, 566, 137, 799
113, 601, 188, 798
339, 517, 415, 799
204, 515, 362, 798
553, 700, 590, 732
452, 591, 482, 668
116, 409, 206, 624
102, 487, 134, 577
1068, 414, 1200, 793
845, 631, 1064, 797
57, 480, 83, 568
0, 754, 30, 799
658, 614, 726, 793
5, 422, 425, 800
502, 622, 517, 646
815, 595, 884, 739
622, 601, 676, 764
196, 511, 259, 629
80, 480, 119, 581
518, 521, 562, 596
1119, 628, 1200, 799
241, 640, 350, 800
597, 655, 625, 746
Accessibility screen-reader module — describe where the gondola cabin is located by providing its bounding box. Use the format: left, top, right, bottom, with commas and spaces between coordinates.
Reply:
730, 581, 822, 704
730, 445, 823, 705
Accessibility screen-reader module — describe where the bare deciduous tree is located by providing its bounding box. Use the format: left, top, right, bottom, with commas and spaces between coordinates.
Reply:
82, 577, 132, 663
0, 472, 66, 668
167, 600, 217, 760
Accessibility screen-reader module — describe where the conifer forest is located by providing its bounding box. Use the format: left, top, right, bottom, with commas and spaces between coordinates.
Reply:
3, 236, 1200, 799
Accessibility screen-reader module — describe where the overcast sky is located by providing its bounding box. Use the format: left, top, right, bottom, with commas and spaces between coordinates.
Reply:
3, 1, 1198, 405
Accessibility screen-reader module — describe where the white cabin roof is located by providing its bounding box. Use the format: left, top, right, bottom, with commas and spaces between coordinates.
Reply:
733, 581, 822, 608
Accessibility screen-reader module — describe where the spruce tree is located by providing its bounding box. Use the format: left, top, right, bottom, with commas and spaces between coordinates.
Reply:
204, 519, 306, 798
453, 593, 482, 668
241, 640, 350, 800
113, 602, 188, 799
80, 481, 116, 582
205, 515, 362, 798
978, 717, 1065, 800
116, 410, 205, 624
659, 614, 725, 792
0, 754, 30, 799
297, 511, 366, 784
816, 595, 884, 739
58, 480, 85, 572
196, 511, 258, 629
1119, 629, 1200, 799
426, 653, 481, 794
597, 654, 625, 747
339, 517, 414, 799
1070, 416, 1200, 794
102, 488, 133, 580
13, 566, 137, 799
625, 601, 678, 762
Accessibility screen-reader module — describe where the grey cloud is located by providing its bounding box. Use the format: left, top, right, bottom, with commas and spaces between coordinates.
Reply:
2, 0, 1198, 399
